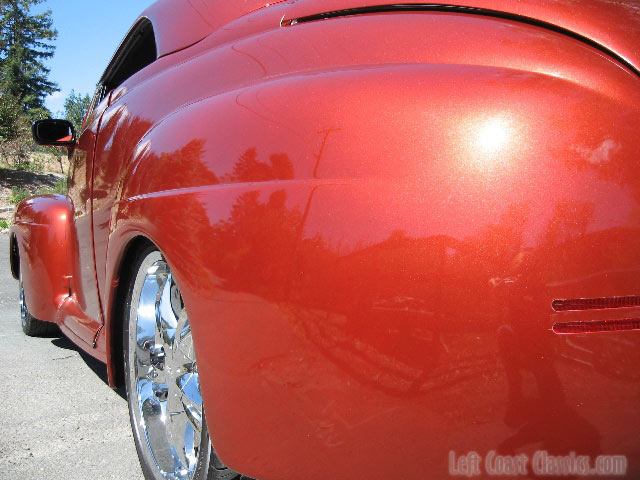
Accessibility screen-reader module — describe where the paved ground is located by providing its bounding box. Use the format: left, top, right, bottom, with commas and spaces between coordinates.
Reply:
0, 234, 144, 479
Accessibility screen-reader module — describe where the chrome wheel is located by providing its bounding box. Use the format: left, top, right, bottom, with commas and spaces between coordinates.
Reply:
19, 278, 27, 329
128, 254, 203, 480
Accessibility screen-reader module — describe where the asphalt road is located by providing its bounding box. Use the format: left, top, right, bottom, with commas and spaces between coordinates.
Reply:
0, 234, 144, 479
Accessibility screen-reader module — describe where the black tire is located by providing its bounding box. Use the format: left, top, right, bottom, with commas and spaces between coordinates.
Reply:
20, 276, 58, 337
123, 245, 240, 480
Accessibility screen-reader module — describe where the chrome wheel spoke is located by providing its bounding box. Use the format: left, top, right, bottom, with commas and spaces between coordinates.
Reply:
19, 280, 26, 327
173, 314, 196, 371
135, 341, 156, 380
177, 372, 202, 431
173, 311, 202, 431
167, 410, 196, 476
156, 269, 179, 346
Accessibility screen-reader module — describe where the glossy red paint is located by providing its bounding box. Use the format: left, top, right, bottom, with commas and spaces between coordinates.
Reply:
275, 0, 640, 71
11, 194, 72, 322
170, 0, 640, 72
10, 1, 640, 478
138, 0, 213, 58
64, 86, 113, 348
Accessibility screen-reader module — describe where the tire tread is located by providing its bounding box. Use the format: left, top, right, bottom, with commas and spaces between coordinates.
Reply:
23, 314, 58, 337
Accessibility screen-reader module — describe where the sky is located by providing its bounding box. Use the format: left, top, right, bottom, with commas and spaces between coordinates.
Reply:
32, 0, 157, 115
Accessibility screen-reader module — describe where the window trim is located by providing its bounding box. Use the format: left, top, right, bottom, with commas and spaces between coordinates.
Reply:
99, 17, 157, 92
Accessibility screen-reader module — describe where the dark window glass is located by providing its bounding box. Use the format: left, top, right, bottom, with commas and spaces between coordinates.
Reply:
101, 18, 157, 91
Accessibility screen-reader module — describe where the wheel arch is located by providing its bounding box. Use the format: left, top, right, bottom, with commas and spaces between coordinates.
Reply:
105, 234, 155, 388
9, 232, 19, 280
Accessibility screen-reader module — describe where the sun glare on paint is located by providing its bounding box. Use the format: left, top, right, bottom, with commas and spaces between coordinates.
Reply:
477, 117, 510, 153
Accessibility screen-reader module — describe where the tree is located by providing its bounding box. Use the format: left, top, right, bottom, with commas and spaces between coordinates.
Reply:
0, 0, 58, 116
0, 90, 30, 166
0, 88, 21, 141
0, 0, 57, 168
63, 89, 90, 134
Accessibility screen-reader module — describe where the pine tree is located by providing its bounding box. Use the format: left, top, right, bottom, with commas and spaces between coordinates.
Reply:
0, 0, 58, 116
0, 0, 57, 167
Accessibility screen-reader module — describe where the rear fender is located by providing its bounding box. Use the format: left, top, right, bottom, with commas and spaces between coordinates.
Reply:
106, 12, 640, 479
113, 55, 640, 478
10, 195, 73, 322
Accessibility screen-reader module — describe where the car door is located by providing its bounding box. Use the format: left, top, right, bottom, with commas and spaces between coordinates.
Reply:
65, 85, 111, 345
90, 18, 157, 308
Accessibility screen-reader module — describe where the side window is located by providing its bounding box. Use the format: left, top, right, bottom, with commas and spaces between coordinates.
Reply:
101, 18, 157, 91
81, 19, 156, 133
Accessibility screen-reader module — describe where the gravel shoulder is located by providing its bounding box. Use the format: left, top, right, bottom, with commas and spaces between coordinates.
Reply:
0, 235, 144, 480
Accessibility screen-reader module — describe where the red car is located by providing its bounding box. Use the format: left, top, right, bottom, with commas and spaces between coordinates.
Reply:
10, 1, 640, 479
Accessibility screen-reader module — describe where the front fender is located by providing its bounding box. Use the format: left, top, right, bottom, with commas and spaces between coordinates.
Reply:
10, 194, 73, 322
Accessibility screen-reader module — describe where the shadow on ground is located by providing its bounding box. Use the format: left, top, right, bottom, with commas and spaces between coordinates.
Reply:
0, 168, 64, 191
51, 333, 127, 400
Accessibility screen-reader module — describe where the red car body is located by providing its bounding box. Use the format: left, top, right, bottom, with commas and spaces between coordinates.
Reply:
9, 1, 640, 478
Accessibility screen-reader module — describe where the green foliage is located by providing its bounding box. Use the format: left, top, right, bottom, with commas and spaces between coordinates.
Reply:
0, 0, 58, 113
6, 176, 64, 204
34, 177, 66, 195
44, 177, 66, 195
63, 89, 90, 134
0, 0, 58, 168
0, 91, 21, 141
0, 219, 8, 229
9, 185, 29, 203
0, 96, 31, 167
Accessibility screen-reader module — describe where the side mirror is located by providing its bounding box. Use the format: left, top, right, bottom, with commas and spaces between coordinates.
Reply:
32, 119, 76, 146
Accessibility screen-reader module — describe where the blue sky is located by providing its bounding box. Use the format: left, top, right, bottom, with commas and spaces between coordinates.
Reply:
33, 0, 156, 115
